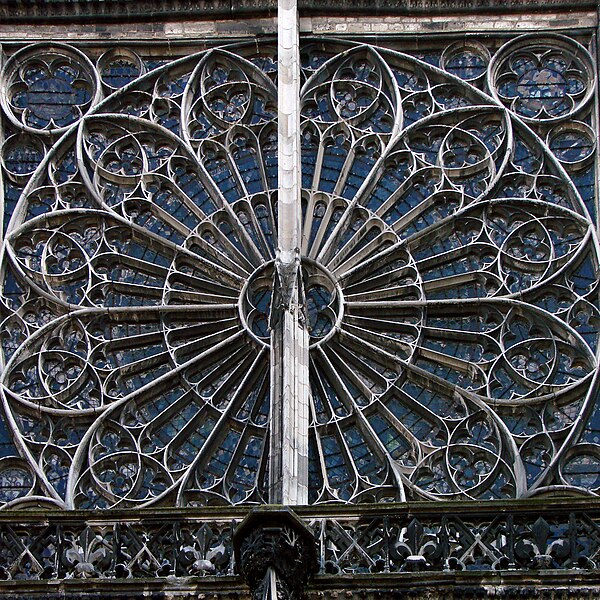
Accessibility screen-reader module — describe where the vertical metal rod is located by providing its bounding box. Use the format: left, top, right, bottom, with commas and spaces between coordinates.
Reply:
269, 0, 309, 506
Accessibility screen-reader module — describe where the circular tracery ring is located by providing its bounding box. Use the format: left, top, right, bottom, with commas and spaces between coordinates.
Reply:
488, 33, 595, 122
0, 35, 598, 509
239, 258, 344, 348
1, 43, 101, 135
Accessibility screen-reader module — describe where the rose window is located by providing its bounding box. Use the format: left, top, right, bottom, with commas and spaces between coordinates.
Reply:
0, 35, 598, 509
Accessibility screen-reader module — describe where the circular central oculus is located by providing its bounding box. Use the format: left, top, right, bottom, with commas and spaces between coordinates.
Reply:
239, 258, 343, 348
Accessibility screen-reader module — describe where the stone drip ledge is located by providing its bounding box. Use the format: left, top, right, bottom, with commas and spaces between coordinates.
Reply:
0, 579, 600, 600
0, 9, 595, 41
0, 0, 595, 22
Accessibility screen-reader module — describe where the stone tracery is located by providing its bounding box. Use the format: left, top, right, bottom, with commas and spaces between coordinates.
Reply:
0, 34, 598, 509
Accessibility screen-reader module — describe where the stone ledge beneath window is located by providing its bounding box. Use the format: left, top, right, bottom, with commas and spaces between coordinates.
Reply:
0, 0, 594, 22
0, 569, 599, 599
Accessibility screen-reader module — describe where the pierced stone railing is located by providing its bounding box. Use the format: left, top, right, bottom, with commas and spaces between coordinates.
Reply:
0, 499, 599, 582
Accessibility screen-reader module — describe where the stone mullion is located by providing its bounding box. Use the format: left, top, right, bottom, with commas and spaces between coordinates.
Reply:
269, 0, 309, 506
0, 42, 5, 244
595, 13, 600, 234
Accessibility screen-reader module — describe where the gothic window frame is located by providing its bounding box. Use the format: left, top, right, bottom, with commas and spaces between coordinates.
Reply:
0, 30, 598, 511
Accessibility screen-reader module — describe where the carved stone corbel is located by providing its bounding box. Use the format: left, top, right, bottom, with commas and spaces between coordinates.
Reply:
233, 508, 318, 600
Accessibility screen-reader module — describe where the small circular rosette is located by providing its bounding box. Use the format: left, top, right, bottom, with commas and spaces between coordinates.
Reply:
489, 34, 595, 122
1, 43, 101, 135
